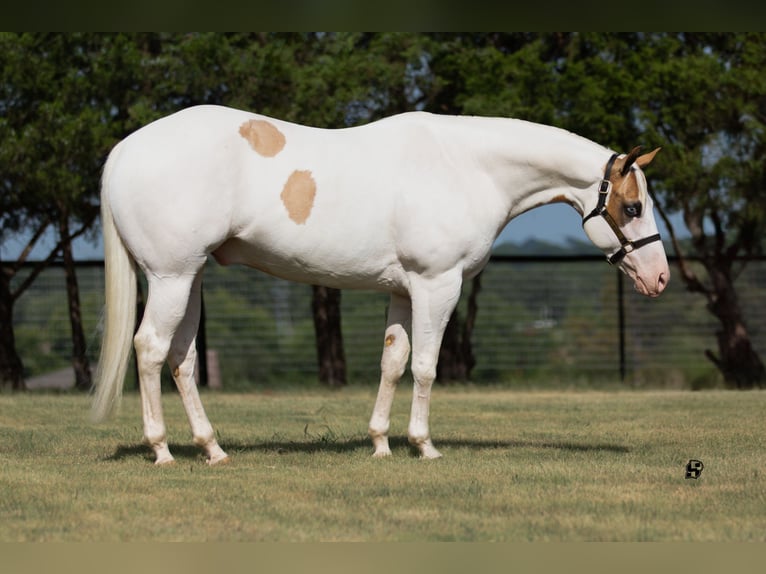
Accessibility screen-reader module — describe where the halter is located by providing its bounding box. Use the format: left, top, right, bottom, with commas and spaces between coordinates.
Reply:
582, 153, 662, 265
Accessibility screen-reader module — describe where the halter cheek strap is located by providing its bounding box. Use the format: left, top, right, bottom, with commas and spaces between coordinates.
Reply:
582, 153, 662, 265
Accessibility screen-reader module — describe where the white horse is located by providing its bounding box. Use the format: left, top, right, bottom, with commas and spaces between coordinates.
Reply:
92, 105, 669, 465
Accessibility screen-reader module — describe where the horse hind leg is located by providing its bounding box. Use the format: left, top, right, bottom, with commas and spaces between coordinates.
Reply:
369, 293, 412, 457
133, 276, 190, 465
134, 271, 220, 465
167, 272, 228, 465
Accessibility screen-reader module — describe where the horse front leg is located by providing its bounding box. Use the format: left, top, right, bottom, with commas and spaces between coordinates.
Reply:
369, 293, 412, 457
406, 272, 463, 459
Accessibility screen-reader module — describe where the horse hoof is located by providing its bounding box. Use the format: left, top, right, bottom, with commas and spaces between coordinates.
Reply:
408, 437, 442, 459
207, 454, 231, 466
372, 449, 392, 458
420, 450, 443, 460
417, 441, 442, 460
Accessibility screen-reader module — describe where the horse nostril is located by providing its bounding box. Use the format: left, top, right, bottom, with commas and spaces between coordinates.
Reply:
658, 272, 668, 289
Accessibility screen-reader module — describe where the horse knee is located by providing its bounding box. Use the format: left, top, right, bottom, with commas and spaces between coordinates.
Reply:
411, 355, 436, 386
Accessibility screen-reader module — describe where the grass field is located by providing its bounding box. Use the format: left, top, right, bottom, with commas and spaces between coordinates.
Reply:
1, 386, 765, 542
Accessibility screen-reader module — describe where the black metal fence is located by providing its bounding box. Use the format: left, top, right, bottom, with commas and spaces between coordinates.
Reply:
11, 256, 766, 389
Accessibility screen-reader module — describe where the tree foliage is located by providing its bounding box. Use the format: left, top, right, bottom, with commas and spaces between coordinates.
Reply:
0, 33, 123, 388
631, 33, 766, 387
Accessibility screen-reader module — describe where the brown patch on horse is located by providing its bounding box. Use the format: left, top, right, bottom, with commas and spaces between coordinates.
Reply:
605, 147, 661, 226
385, 335, 395, 347
281, 170, 316, 224
606, 169, 641, 227
239, 119, 286, 157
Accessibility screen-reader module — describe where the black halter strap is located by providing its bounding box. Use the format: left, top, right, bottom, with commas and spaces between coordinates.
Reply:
582, 153, 662, 265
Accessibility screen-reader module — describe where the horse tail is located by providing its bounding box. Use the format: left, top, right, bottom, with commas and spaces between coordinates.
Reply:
91, 144, 137, 423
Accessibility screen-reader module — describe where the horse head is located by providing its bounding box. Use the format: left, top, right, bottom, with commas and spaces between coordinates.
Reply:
582, 147, 669, 297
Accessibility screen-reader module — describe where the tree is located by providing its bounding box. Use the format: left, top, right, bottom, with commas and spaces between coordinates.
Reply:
311, 285, 347, 386
632, 33, 766, 388
437, 274, 481, 382
0, 33, 119, 389
2, 33, 318, 389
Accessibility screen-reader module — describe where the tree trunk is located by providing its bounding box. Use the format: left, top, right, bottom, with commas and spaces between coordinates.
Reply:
59, 218, 92, 391
437, 273, 481, 383
0, 268, 25, 390
704, 266, 765, 389
311, 285, 347, 387
196, 288, 208, 387
654, 200, 766, 390
438, 311, 468, 382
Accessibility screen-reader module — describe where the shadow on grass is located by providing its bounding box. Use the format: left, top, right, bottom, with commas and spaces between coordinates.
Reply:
104, 435, 630, 463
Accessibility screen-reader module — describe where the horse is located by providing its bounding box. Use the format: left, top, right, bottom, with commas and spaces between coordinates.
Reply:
91, 105, 669, 465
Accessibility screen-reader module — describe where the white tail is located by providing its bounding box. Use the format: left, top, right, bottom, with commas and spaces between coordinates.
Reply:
91, 148, 137, 423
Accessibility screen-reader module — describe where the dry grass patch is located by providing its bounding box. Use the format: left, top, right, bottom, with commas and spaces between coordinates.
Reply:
1, 387, 765, 541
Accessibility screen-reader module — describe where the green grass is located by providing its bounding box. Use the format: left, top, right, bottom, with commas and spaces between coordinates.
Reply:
1, 386, 765, 541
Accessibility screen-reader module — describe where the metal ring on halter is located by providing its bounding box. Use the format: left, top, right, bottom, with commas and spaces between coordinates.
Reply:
582, 153, 662, 265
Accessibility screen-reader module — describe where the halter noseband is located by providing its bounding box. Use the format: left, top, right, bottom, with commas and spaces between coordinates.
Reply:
582, 153, 662, 265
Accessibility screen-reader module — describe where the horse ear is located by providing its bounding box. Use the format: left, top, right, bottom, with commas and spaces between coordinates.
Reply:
619, 146, 643, 176
636, 147, 661, 169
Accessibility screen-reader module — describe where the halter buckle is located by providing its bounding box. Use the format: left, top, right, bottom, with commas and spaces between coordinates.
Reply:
598, 179, 612, 195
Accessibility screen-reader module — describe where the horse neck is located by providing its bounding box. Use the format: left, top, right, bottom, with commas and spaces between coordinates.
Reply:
447, 116, 610, 222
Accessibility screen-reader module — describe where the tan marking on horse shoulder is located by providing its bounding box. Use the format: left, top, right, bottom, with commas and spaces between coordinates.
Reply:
385, 335, 395, 347
238, 119, 286, 157
281, 170, 316, 224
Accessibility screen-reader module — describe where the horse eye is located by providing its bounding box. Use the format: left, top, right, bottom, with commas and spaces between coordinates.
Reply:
624, 202, 642, 218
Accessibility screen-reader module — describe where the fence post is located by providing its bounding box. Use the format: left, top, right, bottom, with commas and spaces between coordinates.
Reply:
617, 270, 626, 382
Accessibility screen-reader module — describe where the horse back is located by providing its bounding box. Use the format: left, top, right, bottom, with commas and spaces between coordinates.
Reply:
106, 106, 494, 289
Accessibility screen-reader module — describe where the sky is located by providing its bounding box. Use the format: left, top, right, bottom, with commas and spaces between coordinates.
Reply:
1, 203, 685, 262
